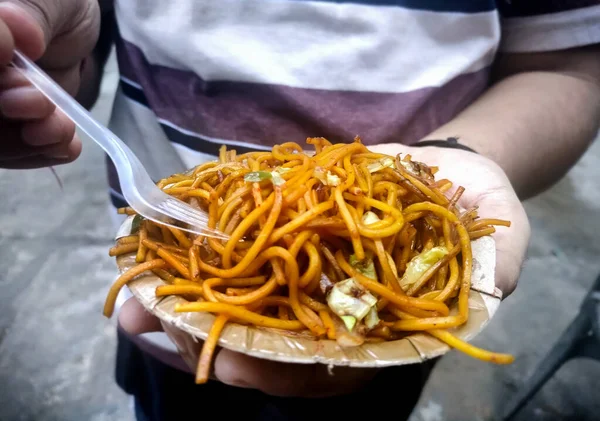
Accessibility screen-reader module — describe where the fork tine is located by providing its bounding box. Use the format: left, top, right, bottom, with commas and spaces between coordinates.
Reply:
155, 197, 229, 240
147, 217, 229, 240
164, 199, 210, 222
160, 203, 209, 226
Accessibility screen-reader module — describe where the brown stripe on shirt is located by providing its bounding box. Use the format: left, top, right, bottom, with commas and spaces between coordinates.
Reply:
115, 36, 490, 150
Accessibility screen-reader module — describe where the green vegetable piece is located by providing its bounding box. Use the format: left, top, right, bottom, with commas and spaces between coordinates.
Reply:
349, 253, 377, 281
366, 157, 395, 174
313, 167, 341, 186
244, 171, 272, 183
340, 316, 357, 331
130, 214, 144, 234
326, 278, 377, 323
400, 246, 449, 291
364, 308, 380, 329
244, 170, 285, 186
270, 171, 285, 186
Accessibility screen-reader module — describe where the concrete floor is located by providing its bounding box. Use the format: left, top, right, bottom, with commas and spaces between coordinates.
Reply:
1, 54, 599, 421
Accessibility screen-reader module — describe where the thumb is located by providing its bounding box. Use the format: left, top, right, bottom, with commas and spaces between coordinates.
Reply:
118, 297, 164, 335
475, 185, 531, 298
0, 2, 45, 59
0, 1, 99, 67
214, 348, 379, 397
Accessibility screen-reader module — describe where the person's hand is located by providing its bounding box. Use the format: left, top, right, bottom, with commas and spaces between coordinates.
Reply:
117, 142, 530, 397
119, 298, 380, 397
369, 143, 531, 297
0, 0, 100, 169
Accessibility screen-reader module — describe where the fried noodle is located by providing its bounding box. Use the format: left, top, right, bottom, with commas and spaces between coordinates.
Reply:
106, 137, 514, 383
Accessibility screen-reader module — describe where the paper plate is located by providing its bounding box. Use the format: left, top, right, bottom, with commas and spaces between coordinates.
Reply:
114, 214, 502, 367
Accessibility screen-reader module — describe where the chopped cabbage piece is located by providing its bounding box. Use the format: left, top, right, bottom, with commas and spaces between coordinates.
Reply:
364, 307, 380, 329
400, 246, 449, 291
340, 316, 357, 331
349, 253, 377, 281
326, 278, 378, 330
366, 157, 395, 173
362, 211, 380, 226
326, 172, 341, 186
314, 167, 341, 186
244, 171, 285, 186
131, 214, 144, 234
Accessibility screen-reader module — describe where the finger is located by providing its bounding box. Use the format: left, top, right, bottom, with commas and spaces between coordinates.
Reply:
40, 132, 82, 160
0, 67, 31, 90
0, 86, 55, 119
0, 1, 99, 96
0, 11, 15, 66
118, 297, 164, 335
0, 1, 100, 68
0, 3, 45, 60
21, 109, 75, 146
473, 185, 531, 298
0, 154, 75, 170
0, 117, 81, 163
0, 120, 38, 159
36, 1, 100, 70
492, 203, 530, 298
214, 348, 378, 397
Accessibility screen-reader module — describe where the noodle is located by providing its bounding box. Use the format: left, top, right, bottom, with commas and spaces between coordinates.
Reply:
106, 137, 513, 382
196, 314, 229, 384
108, 243, 139, 257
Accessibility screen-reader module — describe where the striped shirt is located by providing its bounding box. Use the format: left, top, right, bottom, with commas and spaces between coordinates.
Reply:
106, 0, 600, 360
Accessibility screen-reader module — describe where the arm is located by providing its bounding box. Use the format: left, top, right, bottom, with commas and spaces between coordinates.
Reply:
75, 0, 114, 109
422, 45, 600, 201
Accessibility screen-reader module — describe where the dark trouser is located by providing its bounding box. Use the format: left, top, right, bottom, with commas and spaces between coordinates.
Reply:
116, 327, 437, 421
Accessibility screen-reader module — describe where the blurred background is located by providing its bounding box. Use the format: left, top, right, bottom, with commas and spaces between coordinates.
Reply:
1, 52, 599, 421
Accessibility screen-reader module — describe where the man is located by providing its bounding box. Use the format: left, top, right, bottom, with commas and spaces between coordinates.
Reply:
1, 1, 599, 420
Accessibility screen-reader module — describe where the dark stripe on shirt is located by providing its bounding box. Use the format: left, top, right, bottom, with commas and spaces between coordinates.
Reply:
120, 79, 264, 155
285, 0, 495, 13
110, 191, 128, 209
160, 124, 263, 156
120, 80, 149, 106
498, 0, 600, 17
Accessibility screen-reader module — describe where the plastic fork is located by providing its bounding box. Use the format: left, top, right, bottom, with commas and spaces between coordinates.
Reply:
11, 50, 228, 240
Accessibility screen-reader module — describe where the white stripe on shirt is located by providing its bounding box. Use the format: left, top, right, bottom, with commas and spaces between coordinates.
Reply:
114, 0, 500, 93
